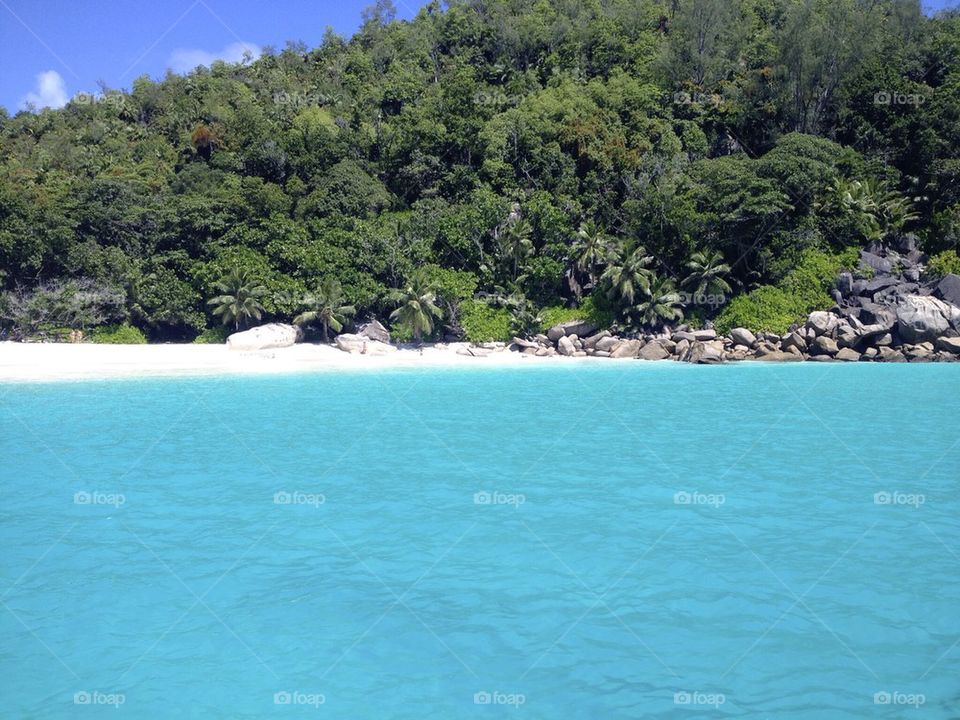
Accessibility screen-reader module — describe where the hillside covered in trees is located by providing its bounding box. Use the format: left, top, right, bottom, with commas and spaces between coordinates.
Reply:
1, 0, 958, 343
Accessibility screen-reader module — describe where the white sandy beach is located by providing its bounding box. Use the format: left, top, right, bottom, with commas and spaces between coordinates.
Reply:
0, 341, 575, 382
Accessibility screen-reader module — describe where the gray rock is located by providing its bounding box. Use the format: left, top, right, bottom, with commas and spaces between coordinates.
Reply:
860, 251, 893, 274
896, 295, 960, 343
631, 341, 665, 360
692, 329, 717, 341
781, 332, 808, 353
836, 321, 859, 348
671, 330, 696, 343
936, 273, 960, 308
582, 330, 610, 349
611, 339, 644, 359
878, 346, 907, 362
811, 336, 839, 355
863, 347, 879, 359
357, 319, 391, 343
551, 319, 599, 339
859, 303, 897, 330
557, 335, 576, 356
228, 323, 302, 351
837, 272, 854, 297
594, 350, 611, 358
595, 336, 620, 352
753, 351, 804, 362
806, 311, 839, 337
863, 276, 900, 296
836, 348, 861, 362
729, 327, 757, 348
935, 336, 960, 353
686, 341, 724, 364
905, 344, 934, 361
547, 325, 566, 342
512, 336, 539, 349
334, 333, 395, 355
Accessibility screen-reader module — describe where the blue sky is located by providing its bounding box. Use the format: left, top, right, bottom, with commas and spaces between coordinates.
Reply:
1, 0, 958, 113
0, 0, 428, 113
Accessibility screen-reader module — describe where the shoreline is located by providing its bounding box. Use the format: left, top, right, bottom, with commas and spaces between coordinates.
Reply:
2, 340, 954, 383
0, 341, 574, 382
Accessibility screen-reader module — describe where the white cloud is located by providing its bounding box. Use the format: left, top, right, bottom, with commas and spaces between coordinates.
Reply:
167, 41, 261, 73
21, 70, 68, 110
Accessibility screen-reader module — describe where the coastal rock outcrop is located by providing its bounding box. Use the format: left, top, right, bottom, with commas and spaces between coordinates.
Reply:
501, 241, 960, 364
335, 333, 396, 355
357, 319, 391, 343
729, 328, 756, 348
227, 323, 302, 351
611, 339, 643, 358
547, 319, 599, 341
896, 295, 960, 343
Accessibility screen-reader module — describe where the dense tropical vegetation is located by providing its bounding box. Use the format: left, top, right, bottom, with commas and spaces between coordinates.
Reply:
1, 0, 958, 342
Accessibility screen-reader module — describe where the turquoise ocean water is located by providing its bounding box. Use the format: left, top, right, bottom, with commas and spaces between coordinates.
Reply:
1, 363, 958, 718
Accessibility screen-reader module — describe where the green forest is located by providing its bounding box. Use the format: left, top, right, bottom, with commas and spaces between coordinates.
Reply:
1, 0, 958, 343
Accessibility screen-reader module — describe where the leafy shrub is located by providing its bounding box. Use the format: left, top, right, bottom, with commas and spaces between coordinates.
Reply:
192, 327, 230, 344
459, 299, 512, 342
715, 248, 858, 334
925, 251, 960, 279
539, 295, 614, 332
714, 287, 805, 335
89, 324, 148, 344
390, 323, 413, 343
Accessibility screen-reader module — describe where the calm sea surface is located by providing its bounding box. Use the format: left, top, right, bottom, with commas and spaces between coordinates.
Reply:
2, 363, 958, 718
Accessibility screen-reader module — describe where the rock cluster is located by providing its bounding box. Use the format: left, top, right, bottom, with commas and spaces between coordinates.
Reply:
508, 265, 960, 364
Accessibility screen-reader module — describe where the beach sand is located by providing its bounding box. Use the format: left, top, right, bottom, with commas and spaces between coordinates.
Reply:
0, 341, 570, 382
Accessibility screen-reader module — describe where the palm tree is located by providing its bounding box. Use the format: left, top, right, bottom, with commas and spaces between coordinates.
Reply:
207, 268, 267, 331
628, 276, 684, 330
570, 220, 612, 288
293, 278, 356, 342
601, 243, 655, 307
683, 250, 732, 299
496, 218, 534, 282
388, 272, 443, 343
